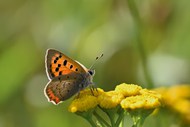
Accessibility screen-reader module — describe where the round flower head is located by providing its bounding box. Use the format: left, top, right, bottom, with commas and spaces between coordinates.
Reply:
154, 85, 190, 123
165, 85, 190, 104
120, 94, 161, 110
98, 91, 124, 109
68, 95, 98, 113
115, 83, 142, 97
173, 99, 190, 115
140, 89, 162, 101
68, 88, 104, 113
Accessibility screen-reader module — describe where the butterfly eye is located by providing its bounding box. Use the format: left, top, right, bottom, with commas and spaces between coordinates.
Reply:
88, 70, 95, 76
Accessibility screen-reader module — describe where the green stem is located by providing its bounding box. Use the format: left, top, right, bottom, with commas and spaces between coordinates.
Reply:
130, 109, 154, 127
93, 111, 111, 127
106, 110, 115, 127
122, 117, 125, 127
86, 117, 97, 127
76, 111, 97, 127
131, 115, 140, 127
132, 115, 144, 127
98, 106, 116, 127
115, 109, 125, 126
127, 0, 154, 88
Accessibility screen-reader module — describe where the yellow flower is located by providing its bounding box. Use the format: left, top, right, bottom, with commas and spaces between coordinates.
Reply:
172, 99, 190, 123
115, 83, 142, 97
98, 91, 124, 109
120, 94, 161, 110
68, 95, 98, 113
140, 89, 163, 101
173, 99, 190, 115
154, 84, 190, 123
166, 85, 190, 105
154, 85, 190, 106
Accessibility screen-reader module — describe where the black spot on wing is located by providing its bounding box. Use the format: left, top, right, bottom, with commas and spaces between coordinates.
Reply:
55, 67, 59, 72
59, 71, 62, 76
55, 57, 59, 60
63, 60, 67, 66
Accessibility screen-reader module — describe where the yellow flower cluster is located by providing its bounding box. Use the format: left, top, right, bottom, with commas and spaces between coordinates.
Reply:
98, 91, 124, 108
154, 84, 190, 123
120, 87, 162, 110
69, 95, 98, 113
68, 83, 162, 113
115, 84, 142, 97
68, 88, 103, 112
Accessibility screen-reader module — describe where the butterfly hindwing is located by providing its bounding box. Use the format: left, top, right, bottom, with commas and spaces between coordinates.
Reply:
45, 49, 87, 80
44, 72, 84, 104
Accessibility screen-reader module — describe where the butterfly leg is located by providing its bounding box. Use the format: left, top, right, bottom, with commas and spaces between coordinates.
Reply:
90, 87, 94, 96
89, 83, 98, 96
92, 82, 98, 93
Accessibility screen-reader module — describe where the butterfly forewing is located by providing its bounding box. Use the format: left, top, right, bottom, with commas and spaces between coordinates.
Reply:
45, 49, 87, 80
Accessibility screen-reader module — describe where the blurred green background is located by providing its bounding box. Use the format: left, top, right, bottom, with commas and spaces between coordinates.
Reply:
0, 0, 190, 127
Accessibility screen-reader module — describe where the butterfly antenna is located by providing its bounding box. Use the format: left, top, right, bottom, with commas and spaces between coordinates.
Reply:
89, 54, 103, 69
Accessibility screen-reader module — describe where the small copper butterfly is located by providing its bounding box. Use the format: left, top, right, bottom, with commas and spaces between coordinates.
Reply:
44, 49, 96, 105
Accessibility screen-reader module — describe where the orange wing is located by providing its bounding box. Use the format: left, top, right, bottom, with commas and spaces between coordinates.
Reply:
45, 49, 87, 79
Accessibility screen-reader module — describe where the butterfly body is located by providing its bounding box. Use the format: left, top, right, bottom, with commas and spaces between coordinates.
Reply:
44, 49, 94, 104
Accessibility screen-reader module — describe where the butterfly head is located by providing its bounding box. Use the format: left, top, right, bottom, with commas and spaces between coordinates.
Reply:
88, 69, 95, 76
81, 69, 95, 87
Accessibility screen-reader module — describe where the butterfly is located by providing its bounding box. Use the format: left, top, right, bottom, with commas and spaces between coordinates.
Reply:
44, 49, 96, 105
